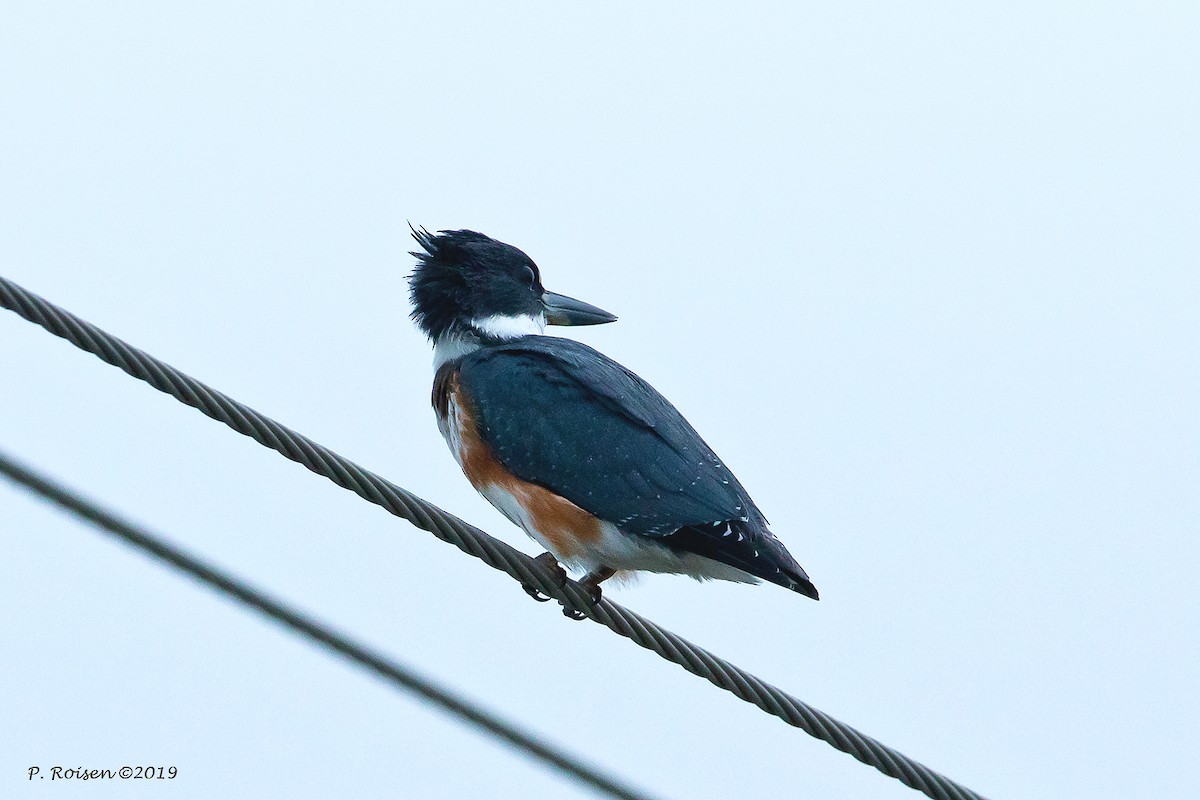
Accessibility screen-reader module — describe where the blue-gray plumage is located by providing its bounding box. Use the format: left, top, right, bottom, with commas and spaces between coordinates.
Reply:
461, 337, 741, 536
409, 226, 818, 604
459, 337, 817, 597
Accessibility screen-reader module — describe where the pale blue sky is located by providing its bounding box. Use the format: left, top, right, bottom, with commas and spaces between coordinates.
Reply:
2, 3, 1197, 799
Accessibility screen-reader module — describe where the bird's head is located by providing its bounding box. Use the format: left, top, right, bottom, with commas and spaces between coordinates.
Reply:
408, 227, 617, 342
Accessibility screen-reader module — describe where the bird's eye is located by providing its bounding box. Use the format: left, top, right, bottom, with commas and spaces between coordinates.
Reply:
523, 266, 537, 287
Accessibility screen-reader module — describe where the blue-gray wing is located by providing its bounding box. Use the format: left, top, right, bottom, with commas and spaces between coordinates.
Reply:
457, 337, 755, 536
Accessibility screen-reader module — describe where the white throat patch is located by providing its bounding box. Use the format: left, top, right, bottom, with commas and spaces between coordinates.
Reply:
471, 313, 546, 340
432, 334, 478, 370
432, 313, 545, 370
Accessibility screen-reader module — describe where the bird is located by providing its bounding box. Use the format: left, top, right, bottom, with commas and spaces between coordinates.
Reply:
408, 227, 817, 616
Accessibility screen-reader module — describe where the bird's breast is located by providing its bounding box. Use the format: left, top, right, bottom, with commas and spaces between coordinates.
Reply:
432, 363, 602, 561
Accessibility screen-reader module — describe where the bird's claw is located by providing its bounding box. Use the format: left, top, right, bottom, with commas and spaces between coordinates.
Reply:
521, 555, 607, 621
521, 552, 567, 603
561, 575, 605, 621
522, 584, 553, 602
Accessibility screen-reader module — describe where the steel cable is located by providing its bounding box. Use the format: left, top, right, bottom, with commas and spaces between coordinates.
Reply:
0, 448, 661, 800
0, 274, 989, 800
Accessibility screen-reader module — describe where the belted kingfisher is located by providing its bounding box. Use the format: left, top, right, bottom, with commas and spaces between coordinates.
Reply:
408, 228, 818, 613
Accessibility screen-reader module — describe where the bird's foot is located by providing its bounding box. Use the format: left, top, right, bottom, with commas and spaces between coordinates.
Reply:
522, 552, 567, 602
561, 567, 615, 620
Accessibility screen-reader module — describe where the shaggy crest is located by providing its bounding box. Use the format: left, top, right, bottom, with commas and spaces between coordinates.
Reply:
407, 226, 542, 341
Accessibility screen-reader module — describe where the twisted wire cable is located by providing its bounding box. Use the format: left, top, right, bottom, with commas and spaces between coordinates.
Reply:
0, 274, 989, 800
0, 448, 661, 800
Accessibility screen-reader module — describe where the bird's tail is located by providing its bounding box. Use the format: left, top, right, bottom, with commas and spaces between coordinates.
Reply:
667, 520, 819, 600
779, 564, 820, 601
